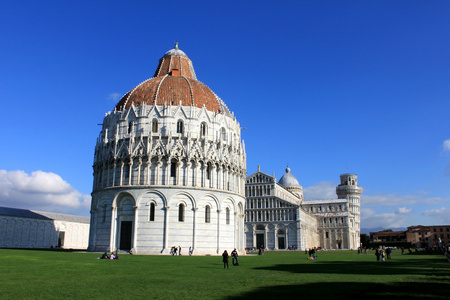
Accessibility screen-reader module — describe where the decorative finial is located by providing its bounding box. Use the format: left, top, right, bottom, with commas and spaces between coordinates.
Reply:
286, 164, 290, 173
175, 41, 179, 49
258, 165, 260, 172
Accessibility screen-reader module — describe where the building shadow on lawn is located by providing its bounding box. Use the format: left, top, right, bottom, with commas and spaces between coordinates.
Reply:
254, 258, 449, 276
225, 281, 449, 299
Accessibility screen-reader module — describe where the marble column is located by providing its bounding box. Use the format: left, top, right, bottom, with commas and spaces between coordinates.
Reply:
128, 158, 133, 186
119, 161, 124, 186
163, 206, 170, 252
192, 207, 198, 252
176, 160, 181, 186
137, 157, 142, 185
156, 160, 162, 185
145, 159, 150, 185
216, 209, 222, 254
112, 161, 117, 186
211, 165, 216, 189
185, 161, 191, 186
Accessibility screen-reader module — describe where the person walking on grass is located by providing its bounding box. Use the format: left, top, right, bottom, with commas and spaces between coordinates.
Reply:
231, 248, 239, 266
386, 247, 392, 259
222, 250, 229, 269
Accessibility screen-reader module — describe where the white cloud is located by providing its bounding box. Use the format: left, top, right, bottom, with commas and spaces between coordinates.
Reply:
361, 193, 449, 207
0, 170, 90, 215
303, 181, 337, 200
445, 164, 450, 177
397, 207, 413, 214
361, 207, 412, 228
108, 92, 122, 102
443, 139, 450, 152
422, 207, 450, 224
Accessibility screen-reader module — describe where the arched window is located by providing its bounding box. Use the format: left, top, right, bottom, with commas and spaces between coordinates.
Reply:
205, 205, 211, 223
200, 122, 207, 138
152, 119, 158, 133
128, 121, 133, 134
221, 127, 226, 141
177, 120, 184, 134
206, 164, 211, 180
226, 207, 230, 224
149, 202, 155, 221
178, 203, 185, 222
170, 160, 177, 178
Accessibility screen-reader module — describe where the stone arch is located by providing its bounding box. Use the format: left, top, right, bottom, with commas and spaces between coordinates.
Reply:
170, 191, 196, 208
200, 193, 219, 210
94, 192, 111, 210
112, 191, 136, 208
113, 192, 136, 252
167, 192, 196, 250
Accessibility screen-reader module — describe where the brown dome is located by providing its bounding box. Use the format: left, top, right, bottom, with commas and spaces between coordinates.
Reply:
115, 43, 230, 115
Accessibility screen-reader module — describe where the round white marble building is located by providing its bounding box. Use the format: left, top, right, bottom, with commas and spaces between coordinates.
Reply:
88, 44, 247, 255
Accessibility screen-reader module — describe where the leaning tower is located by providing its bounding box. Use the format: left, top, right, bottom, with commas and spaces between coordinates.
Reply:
336, 174, 362, 249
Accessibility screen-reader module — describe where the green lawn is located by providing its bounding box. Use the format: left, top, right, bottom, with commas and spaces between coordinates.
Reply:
0, 249, 448, 299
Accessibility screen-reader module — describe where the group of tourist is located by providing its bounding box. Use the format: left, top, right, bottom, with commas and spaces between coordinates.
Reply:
306, 248, 317, 260
170, 246, 194, 256
357, 247, 369, 254
99, 251, 119, 260
170, 246, 182, 256
222, 248, 239, 268
258, 246, 265, 255
375, 247, 392, 261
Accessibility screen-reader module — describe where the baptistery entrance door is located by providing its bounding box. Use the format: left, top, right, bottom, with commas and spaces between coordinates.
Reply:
115, 195, 136, 251
120, 221, 133, 250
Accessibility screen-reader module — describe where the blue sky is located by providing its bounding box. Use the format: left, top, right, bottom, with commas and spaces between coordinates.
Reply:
1, 1, 449, 228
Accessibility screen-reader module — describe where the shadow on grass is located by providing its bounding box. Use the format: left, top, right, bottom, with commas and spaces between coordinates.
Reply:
253, 258, 449, 276
225, 281, 449, 299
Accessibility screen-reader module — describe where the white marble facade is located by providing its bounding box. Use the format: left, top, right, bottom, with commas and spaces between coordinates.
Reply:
88, 45, 247, 255
244, 167, 362, 250
0, 207, 90, 249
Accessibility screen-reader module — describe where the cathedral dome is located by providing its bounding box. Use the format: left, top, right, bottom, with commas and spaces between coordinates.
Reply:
115, 43, 231, 116
278, 166, 303, 201
278, 166, 301, 188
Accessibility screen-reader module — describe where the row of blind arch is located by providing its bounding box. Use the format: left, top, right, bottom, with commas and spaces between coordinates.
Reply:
127, 119, 228, 141
148, 203, 231, 224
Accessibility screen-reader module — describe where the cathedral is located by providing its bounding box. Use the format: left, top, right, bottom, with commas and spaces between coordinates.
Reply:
245, 166, 362, 251
88, 44, 362, 255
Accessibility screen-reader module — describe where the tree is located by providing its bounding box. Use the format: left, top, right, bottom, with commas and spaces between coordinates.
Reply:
360, 234, 370, 248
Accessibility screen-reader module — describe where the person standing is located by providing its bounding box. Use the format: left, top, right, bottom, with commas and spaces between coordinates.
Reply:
375, 247, 381, 261
231, 248, 239, 266
386, 247, 392, 259
222, 250, 229, 269
178, 246, 182, 256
